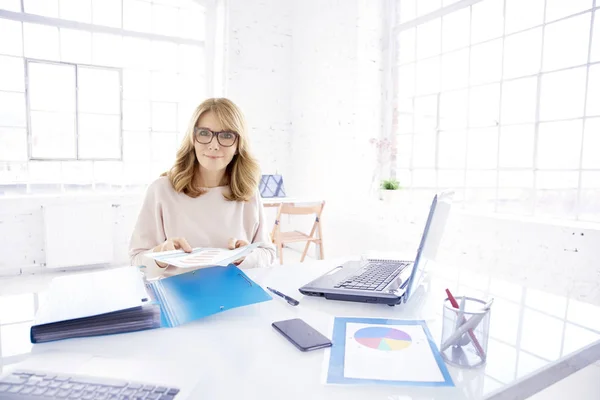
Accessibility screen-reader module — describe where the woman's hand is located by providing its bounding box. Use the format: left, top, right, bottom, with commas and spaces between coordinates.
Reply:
228, 238, 249, 266
152, 237, 193, 268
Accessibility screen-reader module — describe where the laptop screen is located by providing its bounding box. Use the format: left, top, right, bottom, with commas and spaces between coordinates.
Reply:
405, 191, 454, 300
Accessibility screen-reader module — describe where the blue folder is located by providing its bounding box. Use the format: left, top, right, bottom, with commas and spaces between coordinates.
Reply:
146, 264, 273, 327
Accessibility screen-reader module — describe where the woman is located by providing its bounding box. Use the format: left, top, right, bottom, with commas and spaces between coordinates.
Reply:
129, 98, 276, 277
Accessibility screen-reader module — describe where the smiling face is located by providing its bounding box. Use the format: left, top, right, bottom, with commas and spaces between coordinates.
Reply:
193, 110, 238, 176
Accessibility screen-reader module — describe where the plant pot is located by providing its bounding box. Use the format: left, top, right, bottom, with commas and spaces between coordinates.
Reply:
379, 189, 400, 204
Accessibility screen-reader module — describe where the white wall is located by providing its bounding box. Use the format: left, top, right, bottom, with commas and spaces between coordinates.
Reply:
226, 0, 385, 203
226, 0, 293, 180
288, 0, 384, 203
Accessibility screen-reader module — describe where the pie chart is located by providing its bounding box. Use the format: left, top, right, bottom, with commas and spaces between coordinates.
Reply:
354, 327, 412, 351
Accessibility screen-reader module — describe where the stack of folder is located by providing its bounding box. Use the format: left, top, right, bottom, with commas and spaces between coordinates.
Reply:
30, 265, 272, 343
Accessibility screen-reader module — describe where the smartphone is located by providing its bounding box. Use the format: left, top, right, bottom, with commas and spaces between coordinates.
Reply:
272, 318, 332, 352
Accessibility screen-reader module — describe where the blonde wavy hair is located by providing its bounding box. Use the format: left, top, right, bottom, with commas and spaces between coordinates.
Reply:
164, 98, 260, 201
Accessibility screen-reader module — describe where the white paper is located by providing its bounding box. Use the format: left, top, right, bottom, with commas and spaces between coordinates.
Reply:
145, 243, 261, 268
34, 266, 148, 325
342, 322, 446, 383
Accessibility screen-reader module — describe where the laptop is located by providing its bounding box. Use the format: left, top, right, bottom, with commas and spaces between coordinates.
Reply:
299, 191, 453, 306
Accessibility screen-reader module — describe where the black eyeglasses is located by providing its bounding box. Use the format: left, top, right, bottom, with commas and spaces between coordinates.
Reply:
193, 127, 239, 147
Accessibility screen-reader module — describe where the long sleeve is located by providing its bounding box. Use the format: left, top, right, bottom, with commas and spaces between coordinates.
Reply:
239, 194, 276, 268
128, 182, 166, 276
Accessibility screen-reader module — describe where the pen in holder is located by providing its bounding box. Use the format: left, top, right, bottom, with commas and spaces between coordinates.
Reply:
440, 296, 492, 368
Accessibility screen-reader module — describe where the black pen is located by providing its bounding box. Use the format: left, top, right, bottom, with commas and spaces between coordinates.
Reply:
267, 287, 300, 306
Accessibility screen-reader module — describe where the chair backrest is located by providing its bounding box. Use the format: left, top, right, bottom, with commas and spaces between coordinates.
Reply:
271, 201, 325, 238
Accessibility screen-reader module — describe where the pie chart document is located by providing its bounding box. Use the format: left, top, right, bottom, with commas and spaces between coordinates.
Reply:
326, 317, 453, 386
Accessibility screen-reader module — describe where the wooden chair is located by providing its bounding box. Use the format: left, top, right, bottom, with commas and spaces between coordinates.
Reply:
271, 201, 325, 265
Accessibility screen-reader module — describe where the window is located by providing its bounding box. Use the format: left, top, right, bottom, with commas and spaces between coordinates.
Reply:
0, 0, 208, 194
393, 0, 600, 222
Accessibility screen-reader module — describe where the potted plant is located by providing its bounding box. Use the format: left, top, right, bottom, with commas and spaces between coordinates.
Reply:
379, 178, 401, 204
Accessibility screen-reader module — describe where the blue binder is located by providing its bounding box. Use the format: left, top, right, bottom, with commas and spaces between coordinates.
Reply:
146, 265, 273, 327
30, 265, 272, 343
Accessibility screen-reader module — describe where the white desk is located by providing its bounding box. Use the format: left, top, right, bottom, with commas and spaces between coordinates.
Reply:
3, 260, 600, 400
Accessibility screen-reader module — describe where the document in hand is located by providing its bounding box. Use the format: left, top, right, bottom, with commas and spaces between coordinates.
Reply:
146, 264, 272, 327
145, 243, 262, 268
30, 266, 160, 344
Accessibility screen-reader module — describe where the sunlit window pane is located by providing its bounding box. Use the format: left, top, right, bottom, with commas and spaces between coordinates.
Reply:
469, 83, 500, 128
178, 3, 205, 40
0, 19, 23, 57
398, 0, 416, 23
397, 64, 415, 98
60, 29, 92, 64
503, 28, 542, 79
438, 169, 465, 188
123, 38, 152, 69
0, 92, 26, 127
501, 77, 537, 125
30, 111, 76, 159
442, 7, 470, 53
416, 18, 441, 60
540, 67, 586, 121
499, 171, 534, 188
499, 125, 535, 168
412, 133, 436, 168
151, 132, 177, 161
441, 49, 468, 91
123, 101, 150, 131
151, 102, 177, 132
92, 33, 123, 68
592, 11, 600, 62
397, 28, 416, 64
24, 23, 59, 61
438, 130, 466, 168
505, 0, 544, 34
545, 0, 593, 23
152, 3, 178, 36
537, 120, 583, 169
79, 114, 121, 159
60, 0, 91, 23
471, 0, 503, 44
123, 131, 151, 162
412, 169, 437, 187
582, 118, 600, 168
414, 95, 437, 132
0, 55, 24, 92
92, 0, 121, 28
151, 41, 178, 72
151, 72, 178, 102
543, 14, 591, 71
0, 128, 27, 161
78, 67, 120, 115
586, 64, 600, 116
415, 57, 440, 95
123, 0, 151, 32
467, 128, 498, 169
470, 39, 502, 86
24, 0, 58, 17
416, 0, 441, 17
0, 0, 21, 12
28, 62, 75, 113
439, 89, 467, 130
395, 134, 412, 169
123, 70, 150, 101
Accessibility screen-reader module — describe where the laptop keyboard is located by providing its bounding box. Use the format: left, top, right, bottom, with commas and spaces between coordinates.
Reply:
0, 370, 180, 399
333, 261, 410, 291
